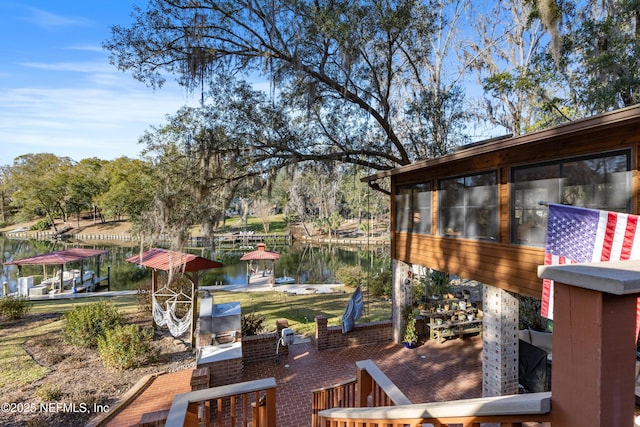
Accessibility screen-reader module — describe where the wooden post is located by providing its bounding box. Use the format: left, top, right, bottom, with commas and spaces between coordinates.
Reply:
151, 270, 158, 328
265, 386, 277, 427
191, 277, 198, 349
539, 260, 640, 427
552, 284, 636, 426
356, 364, 372, 408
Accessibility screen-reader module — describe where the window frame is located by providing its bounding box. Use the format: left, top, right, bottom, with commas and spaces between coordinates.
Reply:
510, 149, 632, 246
438, 171, 498, 241
394, 182, 432, 235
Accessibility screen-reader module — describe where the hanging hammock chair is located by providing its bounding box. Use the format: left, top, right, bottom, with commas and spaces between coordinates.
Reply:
152, 291, 192, 338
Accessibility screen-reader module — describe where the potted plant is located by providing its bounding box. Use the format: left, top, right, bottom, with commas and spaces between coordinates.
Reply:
403, 315, 418, 348
425, 269, 451, 300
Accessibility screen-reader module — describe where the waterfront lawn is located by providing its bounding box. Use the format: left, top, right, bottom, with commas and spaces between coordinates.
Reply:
26, 289, 391, 339
29, 295, 139, 316
0, 319, 59, 389
209, 289, 391, 337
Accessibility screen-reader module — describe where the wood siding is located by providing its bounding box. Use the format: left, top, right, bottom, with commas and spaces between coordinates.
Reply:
386, 106, 640, 297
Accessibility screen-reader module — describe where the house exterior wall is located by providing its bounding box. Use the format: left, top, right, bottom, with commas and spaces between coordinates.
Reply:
385, 106, 640, 297
369, 105, 640, 397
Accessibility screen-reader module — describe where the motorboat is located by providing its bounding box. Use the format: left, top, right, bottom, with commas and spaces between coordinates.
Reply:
40, 270, 75, 289
274, 276, 296, 285
71, 269, 95, 285
40, 269, 95, 291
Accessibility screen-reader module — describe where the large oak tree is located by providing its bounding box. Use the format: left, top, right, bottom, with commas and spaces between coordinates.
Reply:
104, 0, 469, 174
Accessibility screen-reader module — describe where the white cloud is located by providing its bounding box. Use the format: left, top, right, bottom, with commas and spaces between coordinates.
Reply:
20, 60, 113, 73
26, 7, 92, 29
0, 78, 196, 165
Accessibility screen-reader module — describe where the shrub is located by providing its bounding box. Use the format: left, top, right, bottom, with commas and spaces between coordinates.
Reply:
29, 219, 52, 231
0, 295, 31, 320
35, 383, 62, 402
368, 270, 392, 297
63, 301, 122, 349
334, 265, 368, 288
518, 295, 549, 331
242, 311, 265, 336
97, 324, 154, 370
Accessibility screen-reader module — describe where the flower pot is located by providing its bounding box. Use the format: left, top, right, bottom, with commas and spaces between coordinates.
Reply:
404, 341, 416, 349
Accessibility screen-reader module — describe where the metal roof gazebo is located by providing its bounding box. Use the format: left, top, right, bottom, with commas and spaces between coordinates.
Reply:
239, 243, 280, 286
126, 248, 223, 347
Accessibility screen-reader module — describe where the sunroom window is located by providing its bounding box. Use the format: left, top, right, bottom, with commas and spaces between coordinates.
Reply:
438, 172, 498, 240
394, 183, 432, 234
511, 150, 631, 246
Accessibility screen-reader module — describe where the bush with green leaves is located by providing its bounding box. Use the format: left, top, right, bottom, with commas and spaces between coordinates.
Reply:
29, 219, 52, 230
334, 265, 368, 288
97, 324, 155, 370
63, 301, 122, 348
0, 295, 31, 320
368, 270, 392, 297
35, 383, 61, 402
242, 311, 265, 336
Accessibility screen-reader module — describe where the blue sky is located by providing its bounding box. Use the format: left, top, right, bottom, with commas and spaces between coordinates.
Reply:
0, 1, 196, 166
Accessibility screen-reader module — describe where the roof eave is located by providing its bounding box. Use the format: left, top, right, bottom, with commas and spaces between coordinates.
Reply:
361, 104, 640, 183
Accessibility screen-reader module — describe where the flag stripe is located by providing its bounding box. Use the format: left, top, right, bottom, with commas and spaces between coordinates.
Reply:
600, 211, 617, 261
621, 214, 637, 260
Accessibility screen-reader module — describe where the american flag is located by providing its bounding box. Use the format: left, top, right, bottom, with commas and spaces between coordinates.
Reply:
341, 285, 364, 333
541, 204, 640, 338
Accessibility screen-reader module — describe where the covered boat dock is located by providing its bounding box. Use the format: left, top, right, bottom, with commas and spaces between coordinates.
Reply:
4, 248, 109, 296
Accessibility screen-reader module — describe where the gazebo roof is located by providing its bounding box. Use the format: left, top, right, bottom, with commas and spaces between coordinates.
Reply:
240, 243, 281, 261
125, 248, 223, 272
4, 248, 107, 266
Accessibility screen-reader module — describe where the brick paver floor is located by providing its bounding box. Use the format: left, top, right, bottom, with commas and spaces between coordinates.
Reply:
102, 336, 482, 427
242, 336, 483, 427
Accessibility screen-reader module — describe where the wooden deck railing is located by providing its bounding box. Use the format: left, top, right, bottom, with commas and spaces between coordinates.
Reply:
317, 391, 552, 427
311, 378, 357, 427
311, 359, 412, 427
165, 377, 276, 427
312, 359, 551, 427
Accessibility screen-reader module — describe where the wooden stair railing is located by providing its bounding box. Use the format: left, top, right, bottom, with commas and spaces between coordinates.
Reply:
165, 377, 276, 427
311, 378, 357, 427
317, 391, 552, 427
311, 359, 412, 427
312, 359, 551, 427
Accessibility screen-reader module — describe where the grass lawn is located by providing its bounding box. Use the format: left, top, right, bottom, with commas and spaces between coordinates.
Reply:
0, 320, 58, 389
0, 295, 140, 391
0, 290, 390, 391
29, 294, 139, 316
209, 289, 391, 336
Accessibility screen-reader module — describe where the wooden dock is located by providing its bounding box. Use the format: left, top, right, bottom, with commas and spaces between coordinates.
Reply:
1, 230, 292, 249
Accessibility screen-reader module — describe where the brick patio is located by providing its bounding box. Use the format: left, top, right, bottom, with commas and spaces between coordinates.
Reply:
104, 335, 482, 427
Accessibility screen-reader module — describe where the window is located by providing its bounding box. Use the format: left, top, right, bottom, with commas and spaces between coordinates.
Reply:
438, 172, 498, 240
511, 150, 631, 246
394, 183, 432, 234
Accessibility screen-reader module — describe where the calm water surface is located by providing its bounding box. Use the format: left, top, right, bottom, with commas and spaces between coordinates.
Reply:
0, 237, 390, 295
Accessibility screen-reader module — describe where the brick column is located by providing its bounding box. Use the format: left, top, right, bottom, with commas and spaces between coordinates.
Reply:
392, 260, 412, 344
315, 315, 328, 350
190, 367, 209, 390
482, 283, 519, 397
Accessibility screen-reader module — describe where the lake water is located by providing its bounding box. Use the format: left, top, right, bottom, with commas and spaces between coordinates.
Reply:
0, 237, 390, 295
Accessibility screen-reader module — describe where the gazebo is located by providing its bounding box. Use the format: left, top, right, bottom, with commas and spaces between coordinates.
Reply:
239, 243, 280, 286
126, 248, 223, 347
